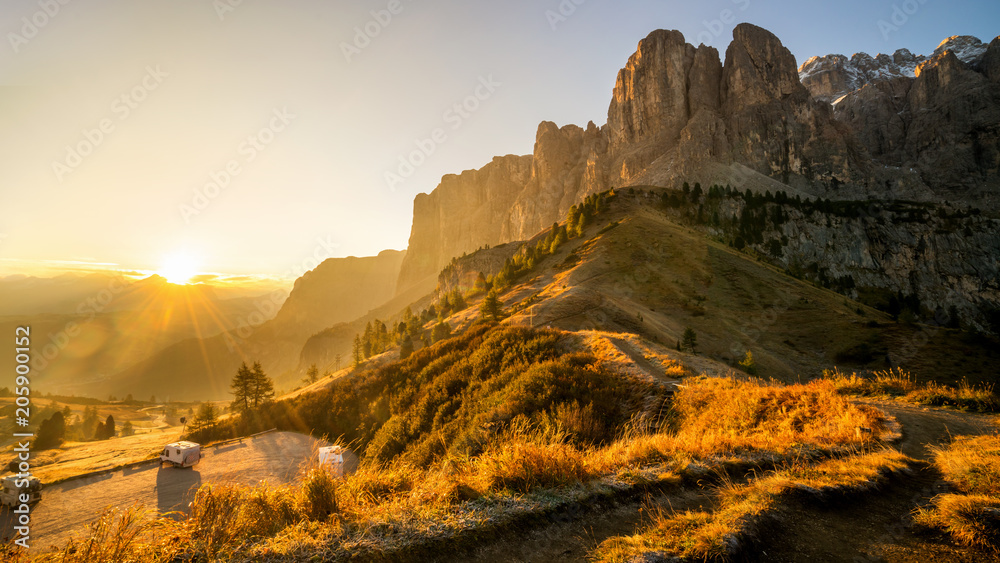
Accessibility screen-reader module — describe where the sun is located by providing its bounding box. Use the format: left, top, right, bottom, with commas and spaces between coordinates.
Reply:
158, 253, 199, 285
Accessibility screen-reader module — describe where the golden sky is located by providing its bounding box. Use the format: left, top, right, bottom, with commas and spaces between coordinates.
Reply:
1, 0, 995, 281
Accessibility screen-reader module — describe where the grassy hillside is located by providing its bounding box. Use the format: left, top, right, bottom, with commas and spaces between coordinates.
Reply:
486, 189, 998, 387
188, 324, 672, 467
16, 323, 896, 562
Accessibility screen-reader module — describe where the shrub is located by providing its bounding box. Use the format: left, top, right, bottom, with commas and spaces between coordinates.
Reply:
298, 468, 339, 521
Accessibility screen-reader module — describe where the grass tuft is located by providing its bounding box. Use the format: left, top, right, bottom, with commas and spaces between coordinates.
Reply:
914, 433, 1000, 552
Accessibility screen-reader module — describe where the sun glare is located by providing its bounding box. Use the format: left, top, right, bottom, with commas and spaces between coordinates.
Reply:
159, 253, 199, 285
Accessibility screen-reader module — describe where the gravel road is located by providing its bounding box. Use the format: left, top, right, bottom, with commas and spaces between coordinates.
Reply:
0, 431, 329, 552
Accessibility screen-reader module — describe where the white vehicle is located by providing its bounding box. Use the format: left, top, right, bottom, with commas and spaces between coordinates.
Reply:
318, 446, 346, 477
159, 441, 202, 468
0, 476, 42, 507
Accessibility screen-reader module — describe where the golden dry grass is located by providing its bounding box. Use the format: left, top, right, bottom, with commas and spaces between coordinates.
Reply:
824, 368, 999, 412
13, 375, 891, 561
669, 376, 886, 456
914, 433, 1000, 552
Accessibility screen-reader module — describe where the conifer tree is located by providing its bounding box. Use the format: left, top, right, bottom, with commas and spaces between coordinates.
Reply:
249, 361, 274, 409
682, 328, 698, 354
230, 362, 254, 415
480, 289, 503, 321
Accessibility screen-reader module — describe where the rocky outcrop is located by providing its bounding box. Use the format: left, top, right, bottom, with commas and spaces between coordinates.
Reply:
270, 249, 406, 339
719, 24, 862, 187
983, 36, 1000, 82
730, 200, 1000, 333
607, 29, 697, 149
436, 242, 523, 295
503, 121, 607, 241
835, 40, 1000, 202
397, 122, 607, 292
397, 155, 531, 292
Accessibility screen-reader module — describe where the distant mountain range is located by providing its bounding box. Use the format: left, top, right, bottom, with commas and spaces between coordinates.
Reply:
798, 35, 990, 103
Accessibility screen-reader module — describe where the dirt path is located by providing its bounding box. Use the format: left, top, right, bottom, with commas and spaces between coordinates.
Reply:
0, 431, 328, 553
430, 402, 997, 563
757, 402, 997, 563
608, 337, 679, 387
442, 488, 714, 563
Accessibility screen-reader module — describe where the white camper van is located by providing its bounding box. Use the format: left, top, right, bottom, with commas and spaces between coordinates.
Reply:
317, 445, 346, 477
159, 441, 202, 468
0, 476, 42, 507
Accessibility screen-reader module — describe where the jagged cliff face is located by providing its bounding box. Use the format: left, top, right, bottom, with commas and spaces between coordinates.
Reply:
799, 36, 988, 103
705, 197, 1000, 333
399, 155, 531, 292
831, 37, 1000, 203
398, 24, 865, 293
780, 210, 1000, 334
503, 121, 607, 241
397, 25, 1000, 332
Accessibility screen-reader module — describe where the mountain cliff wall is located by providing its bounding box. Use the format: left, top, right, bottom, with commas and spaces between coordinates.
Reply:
395, 23, 999, 330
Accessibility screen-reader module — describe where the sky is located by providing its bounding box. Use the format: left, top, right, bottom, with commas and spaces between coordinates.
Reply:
0, 0, 997, 281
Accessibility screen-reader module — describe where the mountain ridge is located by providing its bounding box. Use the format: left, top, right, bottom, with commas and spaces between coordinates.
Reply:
396, 24, 1000, 312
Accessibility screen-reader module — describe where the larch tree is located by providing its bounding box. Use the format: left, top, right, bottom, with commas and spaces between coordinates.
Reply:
249, 361, 275, 409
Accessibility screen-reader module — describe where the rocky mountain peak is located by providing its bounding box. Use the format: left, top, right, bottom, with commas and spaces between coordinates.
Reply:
606, 29, 695, 149
396, 25, 1000, 299
724, 23, 806, 106
800, 34, 989, 104
933, 35, 987, 64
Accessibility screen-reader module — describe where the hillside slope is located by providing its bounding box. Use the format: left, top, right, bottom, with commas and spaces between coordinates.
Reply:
443, 190, 998, 385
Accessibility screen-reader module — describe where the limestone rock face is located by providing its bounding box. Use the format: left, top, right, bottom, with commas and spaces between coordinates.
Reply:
982, 37, 1000, 82
607, 29, 696, 149
503, 121, 608, 241
720, 24, 860, 187
835, 42, 1000, 201
270, 249, 406, 339
723, 24, 807, 108
395, 26, 1000, 332
396, 155, 532, 292
764, 206, 1000, 334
